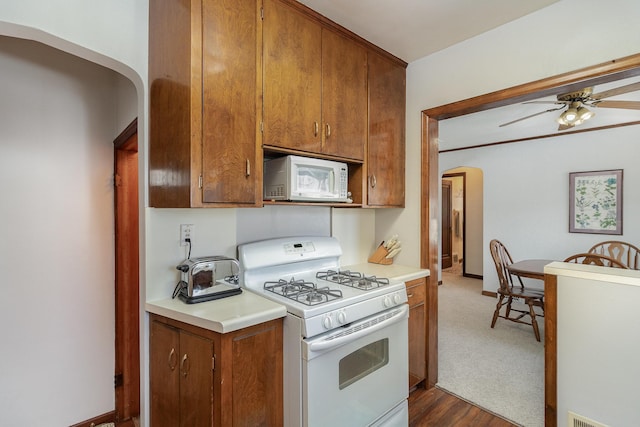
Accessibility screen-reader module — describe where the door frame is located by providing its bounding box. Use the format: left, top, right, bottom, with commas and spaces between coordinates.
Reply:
440, 179, 453, 270
420, 53, 640, 426
442, 172, 466, 275
114, 118, 140, 424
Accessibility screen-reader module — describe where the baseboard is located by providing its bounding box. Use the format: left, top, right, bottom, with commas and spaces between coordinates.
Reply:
482, 290, 497, 298
69, 411, 115, 427
463, 273, 483, 280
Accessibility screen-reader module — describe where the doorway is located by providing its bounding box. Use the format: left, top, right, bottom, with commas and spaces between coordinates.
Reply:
421, 54, 640, 425
114, 119, 140, 425
441, 173, 466, 276
441, 179, 453, 270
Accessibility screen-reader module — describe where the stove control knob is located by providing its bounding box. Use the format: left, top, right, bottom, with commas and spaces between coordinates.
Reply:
323, 315, 333, 329
393, 294, 402, 305
337, 311, 347, 324
383, 296, 392, 308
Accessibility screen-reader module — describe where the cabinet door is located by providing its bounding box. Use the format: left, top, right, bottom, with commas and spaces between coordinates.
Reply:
229, 323, 283, 426
179, 331, 214, 427
321, 30, 367, 160
263, 0, 322, 153
406, 279, 426, 389
367, 52, 406, 207
202, 0, 261, 205
150, 321, 180, 427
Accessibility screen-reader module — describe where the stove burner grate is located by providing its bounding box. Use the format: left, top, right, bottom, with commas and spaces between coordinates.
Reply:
264, 278, 343, 306
316, 269, 390, 290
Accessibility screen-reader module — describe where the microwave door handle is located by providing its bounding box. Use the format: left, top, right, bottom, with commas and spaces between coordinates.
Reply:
330, 169, 334, 193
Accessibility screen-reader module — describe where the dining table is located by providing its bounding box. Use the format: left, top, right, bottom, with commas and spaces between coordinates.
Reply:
506, 259, 556, 280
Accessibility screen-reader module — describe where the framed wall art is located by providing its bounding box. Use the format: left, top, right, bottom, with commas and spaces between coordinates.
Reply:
569, 169, 623, 235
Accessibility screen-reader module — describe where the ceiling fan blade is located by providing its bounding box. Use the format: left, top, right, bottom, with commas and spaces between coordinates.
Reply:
558, 123, 574, 131
594, 100, 640, 110
591, 81, 640, 100
499, 106, 564, 127
523, 100, 568, 105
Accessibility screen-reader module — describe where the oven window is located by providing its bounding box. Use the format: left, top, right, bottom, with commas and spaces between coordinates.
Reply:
338, 338, 389, 390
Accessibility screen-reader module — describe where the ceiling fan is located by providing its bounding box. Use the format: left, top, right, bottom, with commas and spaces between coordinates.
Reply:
499, 81, 640, 130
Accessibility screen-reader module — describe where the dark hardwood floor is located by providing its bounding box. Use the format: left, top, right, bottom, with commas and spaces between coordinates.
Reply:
409, 387, 519, 427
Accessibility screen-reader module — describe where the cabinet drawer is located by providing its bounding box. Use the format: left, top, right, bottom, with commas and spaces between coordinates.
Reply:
406, 280, 425, 307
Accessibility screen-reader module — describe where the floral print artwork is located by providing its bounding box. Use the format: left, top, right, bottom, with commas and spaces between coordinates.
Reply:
570, 170, 622, 234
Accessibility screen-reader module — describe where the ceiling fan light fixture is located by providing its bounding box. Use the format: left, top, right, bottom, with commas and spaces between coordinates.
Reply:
564, 104, 580, 122
556, 115, 568, 125
556, 102, 582, 125
576, 106, 594, 121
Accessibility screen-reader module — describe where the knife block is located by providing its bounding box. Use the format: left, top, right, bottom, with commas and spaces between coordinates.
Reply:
368, 244, 393, 265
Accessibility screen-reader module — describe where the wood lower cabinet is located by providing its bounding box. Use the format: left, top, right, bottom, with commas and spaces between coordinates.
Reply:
149, 0, 262, 207
150, 314, 283, 427
406, 278, 427, 389
367, 51, 406, 207
262, 0, 367, 161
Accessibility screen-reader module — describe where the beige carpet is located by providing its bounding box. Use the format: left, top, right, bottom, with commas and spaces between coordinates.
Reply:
437, 271, 544, 427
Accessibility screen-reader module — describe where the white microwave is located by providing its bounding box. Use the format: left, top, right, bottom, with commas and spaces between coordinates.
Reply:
263, 155, 350, 202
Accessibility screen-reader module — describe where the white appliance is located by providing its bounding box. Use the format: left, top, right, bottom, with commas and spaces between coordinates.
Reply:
263, 155, 350, 202
238, 236, 409, 427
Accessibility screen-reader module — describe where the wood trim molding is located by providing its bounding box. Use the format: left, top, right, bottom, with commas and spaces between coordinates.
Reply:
439, 120, 640, 154
113, 118, 138, 150
421, 114, 439, 387
424, 53, 640, 120
544, 274, 558, 427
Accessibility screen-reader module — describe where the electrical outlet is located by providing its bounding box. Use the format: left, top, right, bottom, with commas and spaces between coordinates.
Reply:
180, 224, 194, 246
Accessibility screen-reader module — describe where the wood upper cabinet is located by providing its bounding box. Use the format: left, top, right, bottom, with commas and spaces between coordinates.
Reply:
366, 51, 406, 207
149, 0, 262, 207
263, 0, 367, 161
321, 30, 368, 160
150, 314, 283, 427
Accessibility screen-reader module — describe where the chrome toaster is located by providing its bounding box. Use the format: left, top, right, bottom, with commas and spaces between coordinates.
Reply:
174, 256, 242, 304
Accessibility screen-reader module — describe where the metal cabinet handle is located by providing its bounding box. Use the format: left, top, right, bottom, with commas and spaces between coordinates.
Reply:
369, 174, 377, 188
407, 293, 414, 298
246, 159, 251, 177
325, 123, 331, 137
180, 354, 189, 378
168, 348, 177, 371
314, 121, 319, 137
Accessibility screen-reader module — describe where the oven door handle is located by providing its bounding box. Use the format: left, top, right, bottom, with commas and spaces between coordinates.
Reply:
307, 304, 409, 352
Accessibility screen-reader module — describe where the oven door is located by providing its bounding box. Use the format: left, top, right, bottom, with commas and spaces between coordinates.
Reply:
302, 304, 409, 427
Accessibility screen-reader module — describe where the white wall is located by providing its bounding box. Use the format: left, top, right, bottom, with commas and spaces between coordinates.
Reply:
442, 126, 640, 293
550, 263, 640, 426
0, 2, 145, 425
0, 37, 126, 426
392, 0, 640, 273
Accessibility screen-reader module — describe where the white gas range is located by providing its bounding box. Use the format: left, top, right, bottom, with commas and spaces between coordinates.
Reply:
238, 236, 409, 427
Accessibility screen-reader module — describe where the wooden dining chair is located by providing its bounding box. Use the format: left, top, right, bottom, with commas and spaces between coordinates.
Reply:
489, 239, 545, 342
588, 241, 640, 270
564, 253, 630, 269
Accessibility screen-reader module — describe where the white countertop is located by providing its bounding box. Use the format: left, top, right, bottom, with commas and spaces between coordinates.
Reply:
146, 263, 427, 333
342, 262, 430, 283
146, 289, 287, 334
